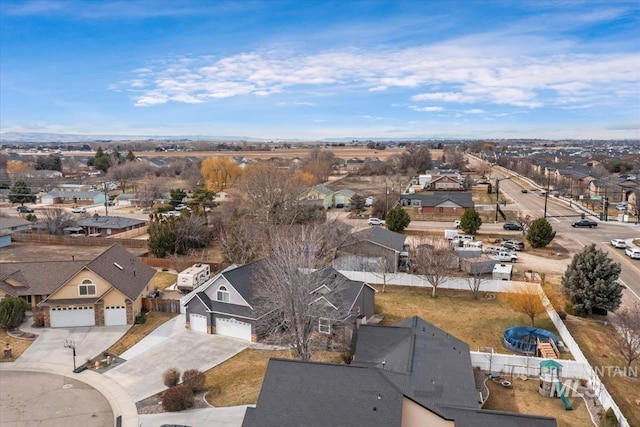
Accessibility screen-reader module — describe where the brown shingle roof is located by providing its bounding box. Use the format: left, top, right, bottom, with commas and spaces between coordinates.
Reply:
0, 261, 87, 297
84, 244, 156, 300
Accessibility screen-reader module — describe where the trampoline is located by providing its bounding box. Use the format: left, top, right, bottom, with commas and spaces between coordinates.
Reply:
503, 326, 558, 355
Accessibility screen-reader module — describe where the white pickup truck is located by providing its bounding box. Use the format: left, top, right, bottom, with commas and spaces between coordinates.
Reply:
489, 251, 518, 263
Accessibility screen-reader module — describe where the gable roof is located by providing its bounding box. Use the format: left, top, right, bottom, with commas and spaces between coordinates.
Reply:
0, 216, 31, 230
400, 192, 474, 208
83, 244, 156, 300
348, 227, 406, 252
0, 260, 87, 297
354, 316, 479, 414
311, 184, 334, 196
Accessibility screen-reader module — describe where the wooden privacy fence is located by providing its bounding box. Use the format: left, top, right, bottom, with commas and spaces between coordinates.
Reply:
13, 232, 148, 249
142, 297, 181, 313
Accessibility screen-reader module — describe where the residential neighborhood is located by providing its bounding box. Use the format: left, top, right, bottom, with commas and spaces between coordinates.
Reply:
0, 140, 639, 427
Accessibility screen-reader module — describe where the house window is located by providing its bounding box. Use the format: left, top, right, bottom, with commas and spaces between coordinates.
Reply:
318, 318, 331, 334
79, 279, 96, 296
216, 286, 230, 302
438, 207, 444, 213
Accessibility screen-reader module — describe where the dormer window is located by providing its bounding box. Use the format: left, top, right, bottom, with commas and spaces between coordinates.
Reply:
79, 279, 96, 296
216, 286, 230, 302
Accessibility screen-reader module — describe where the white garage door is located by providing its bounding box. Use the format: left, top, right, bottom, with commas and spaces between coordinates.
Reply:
190, 313, 208, 333
104, 306, 127, 326
216, 317, 252, 341
50, 306, 95, 328
335, 195, 345, 206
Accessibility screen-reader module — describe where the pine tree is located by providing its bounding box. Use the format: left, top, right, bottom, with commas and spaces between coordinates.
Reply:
385, 206, 411, 232
9, 180, 36, 205
526, 217, 556, 248
459, 208, 482, 235
562, 244, 623, 316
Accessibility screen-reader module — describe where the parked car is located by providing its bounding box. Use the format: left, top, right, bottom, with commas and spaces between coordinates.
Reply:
503, 222, 523, 231
489, 251, 518, 262
610, 239, 627, 249
625, 247, 640, 259
175, 204, 188, 211
501, 239, 525, 251
368, 218, 385, 226
454, 220, 461, 229
572, 219, 597, 228
71, 207, 87, 213
521, 189, 528, 193
615, 203, 628, 211
16, 206, 34, 213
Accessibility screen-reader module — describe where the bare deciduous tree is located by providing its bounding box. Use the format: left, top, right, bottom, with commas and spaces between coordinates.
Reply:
220, 217, 260, 265
514, 212, 533, 236
108, 161, 148, 194
613, 304, 640, 375
254, 225, 349, 361
40, 208, 75, 235
466, 272, 487, 300
237, 163, 309, 226
411, 237, 457, 297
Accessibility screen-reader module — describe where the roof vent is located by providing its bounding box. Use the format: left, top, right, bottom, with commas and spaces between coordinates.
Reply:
113, 262, 123, 270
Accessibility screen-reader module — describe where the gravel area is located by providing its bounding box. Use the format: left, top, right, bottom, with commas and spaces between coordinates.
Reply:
136, 390, 212, 414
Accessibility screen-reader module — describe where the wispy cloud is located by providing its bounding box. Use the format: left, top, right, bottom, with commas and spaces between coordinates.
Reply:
409, 106, 444, 112
115, 36, 638, 110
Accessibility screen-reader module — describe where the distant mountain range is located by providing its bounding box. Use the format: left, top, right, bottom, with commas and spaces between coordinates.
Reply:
0, 132, 270, 143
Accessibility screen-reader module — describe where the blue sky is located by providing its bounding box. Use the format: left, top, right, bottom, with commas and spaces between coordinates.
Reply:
1, 0, 639, 140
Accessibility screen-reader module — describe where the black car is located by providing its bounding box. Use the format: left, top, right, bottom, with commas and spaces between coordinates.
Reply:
16, 206, 34, 213
503, 222, 523, 231
521, 189, 528, 193
572, 219, 598, 228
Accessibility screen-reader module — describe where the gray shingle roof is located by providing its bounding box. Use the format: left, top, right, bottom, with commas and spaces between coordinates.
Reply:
349, 227, 406, 252
0, 216, 31, 230
0, 261, 87, 297
196, 292, 256, 319
76, 215, 146, 229
439, 405, 557, 427
242, 359, 404, 427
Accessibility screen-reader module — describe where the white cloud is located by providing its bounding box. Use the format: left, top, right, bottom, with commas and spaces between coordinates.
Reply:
114, 34, 639, 112
464, 109, 484, 114
409, 106, 444, 112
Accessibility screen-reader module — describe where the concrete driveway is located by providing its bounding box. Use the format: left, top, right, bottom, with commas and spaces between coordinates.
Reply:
17, 324, 131, 368
139, 406, 251, 427
105, 315, 248, 402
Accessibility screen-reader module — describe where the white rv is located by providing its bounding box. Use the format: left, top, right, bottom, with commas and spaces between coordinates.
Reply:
177, 263, 211, 292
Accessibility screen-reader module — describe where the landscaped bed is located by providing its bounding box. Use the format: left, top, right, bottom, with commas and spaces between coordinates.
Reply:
0, 329, 34, 363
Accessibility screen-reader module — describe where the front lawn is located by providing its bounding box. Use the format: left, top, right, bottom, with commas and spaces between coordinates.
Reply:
107, 311, 177, 356
151, 271, 178, 291
204, 349, 343, 407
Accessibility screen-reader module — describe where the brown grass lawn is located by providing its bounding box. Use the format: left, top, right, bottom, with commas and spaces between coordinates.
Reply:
204, 349, 343, 406
151, 271, 177, 291
107, 312, 177, 356
0, 330, 33, 362
483, 377, 592, 427
564, 317, 640, 427
374, 286, 559, 354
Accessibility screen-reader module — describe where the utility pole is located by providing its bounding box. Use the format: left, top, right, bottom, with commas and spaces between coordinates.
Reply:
103, 182, 109, 216
543, 175, 550, 218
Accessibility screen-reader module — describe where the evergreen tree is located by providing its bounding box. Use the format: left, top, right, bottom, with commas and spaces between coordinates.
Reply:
385, 206, 411, 232
9, 180, 36, 205
169, 188, 187, 208
126, 150, 136, 162
562, 244, 623, 316
349, 193, 366, 214
0, 296, 28, 330
459, 208, 482, 235
526, 217, 556, 248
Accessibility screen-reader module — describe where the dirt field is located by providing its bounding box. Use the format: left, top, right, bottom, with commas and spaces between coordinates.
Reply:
0, 242, 147, 262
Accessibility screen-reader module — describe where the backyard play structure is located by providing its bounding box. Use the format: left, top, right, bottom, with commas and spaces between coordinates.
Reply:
539, 360, 573, 410
503, 326, 560, 359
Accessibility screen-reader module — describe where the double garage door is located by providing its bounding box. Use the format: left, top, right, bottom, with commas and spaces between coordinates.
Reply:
50, 306, 95, 328
216, 317, 252, 341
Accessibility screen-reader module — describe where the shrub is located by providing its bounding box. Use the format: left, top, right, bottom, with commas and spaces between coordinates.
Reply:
163, 368, 181, 387
135, 313, 146, 324
526, 217, 556, 248
599, 407, 618, 427
162, 385, 193, 412
32, 309, 45, 328
0, 296, 28, 330
181, 369, 206, 393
